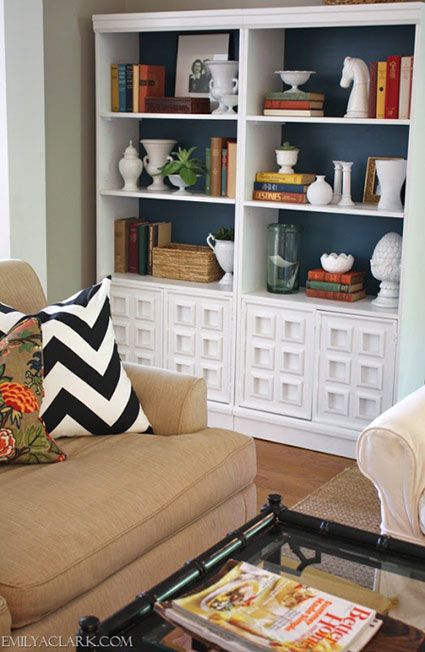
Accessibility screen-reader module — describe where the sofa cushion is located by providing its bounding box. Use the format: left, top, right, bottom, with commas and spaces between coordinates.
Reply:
0, 317, 65, 464
0, 278, 151, 438
0, 428, 256, 627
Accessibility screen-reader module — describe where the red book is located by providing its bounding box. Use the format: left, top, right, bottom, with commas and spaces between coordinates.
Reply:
368, 62, 377, 118
263, 100, 323, 109
252, 190, 307, 203
128, 220, 140, 273
306, 288, 366, 302
307, 269, 365, 285
139, 65, 165, 112
385, 55, 401, 119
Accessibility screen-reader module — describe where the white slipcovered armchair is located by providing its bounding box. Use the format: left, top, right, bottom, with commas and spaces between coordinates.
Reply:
357, 385, 425, 546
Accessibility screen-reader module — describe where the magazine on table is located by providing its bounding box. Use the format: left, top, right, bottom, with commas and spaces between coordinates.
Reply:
156, 560, 382, 652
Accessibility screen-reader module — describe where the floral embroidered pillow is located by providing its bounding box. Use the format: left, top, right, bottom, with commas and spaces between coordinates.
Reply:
0, 317, 66, 464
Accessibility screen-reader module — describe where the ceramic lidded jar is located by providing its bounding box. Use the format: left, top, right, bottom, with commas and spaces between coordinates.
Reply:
307, 175, 333, 206
118, 140, 143, 191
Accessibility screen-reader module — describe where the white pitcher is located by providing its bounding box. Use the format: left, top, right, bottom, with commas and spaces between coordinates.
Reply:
207, 233, 234, 285
140, 139, 176, 192
205, 61, 238, 115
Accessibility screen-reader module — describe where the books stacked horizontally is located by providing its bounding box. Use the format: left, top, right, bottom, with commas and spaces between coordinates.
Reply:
369, 55, 414, 119
206, 137, 237, 198
263, 91, 325, 117
114, 217, 171, 275
157, 559, 382, 651
110, 64, 165, 112
253, 172, 315, 203
306, 268, 366, 302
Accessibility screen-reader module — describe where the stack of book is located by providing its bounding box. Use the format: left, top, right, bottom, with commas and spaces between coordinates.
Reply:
114, 217, 171, 275
205, 137, 237, 198
263, 91, 325, 117
253, 172, 315, 203
110, 64, 165, 112
306, 268, 366, 302
369, 55, 414, 119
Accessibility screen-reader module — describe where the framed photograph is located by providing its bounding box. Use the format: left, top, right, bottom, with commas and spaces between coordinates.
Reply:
363, 156, 404, 203
175, 33, 230, 97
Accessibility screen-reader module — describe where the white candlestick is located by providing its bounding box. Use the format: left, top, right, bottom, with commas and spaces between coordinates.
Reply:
331, 160, 343, 204
338, 161, 355, 207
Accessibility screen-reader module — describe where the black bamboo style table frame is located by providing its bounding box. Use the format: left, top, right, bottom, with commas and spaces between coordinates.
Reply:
77, 494, 425, 651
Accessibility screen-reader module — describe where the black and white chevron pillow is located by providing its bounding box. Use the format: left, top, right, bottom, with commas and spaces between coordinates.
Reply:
0, 278, 151, 438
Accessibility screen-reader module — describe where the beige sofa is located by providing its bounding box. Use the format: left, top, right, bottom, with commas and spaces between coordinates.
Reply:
0, 260, 257, 641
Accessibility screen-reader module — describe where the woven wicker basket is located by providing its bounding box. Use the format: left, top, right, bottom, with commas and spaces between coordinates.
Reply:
152, 243, 223, 283
324, 0, 413, 4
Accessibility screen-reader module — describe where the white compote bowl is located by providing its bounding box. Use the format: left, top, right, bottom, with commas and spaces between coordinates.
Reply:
275, 70, 316, 93
320, 253, 354, 274
221, 94, 238, 114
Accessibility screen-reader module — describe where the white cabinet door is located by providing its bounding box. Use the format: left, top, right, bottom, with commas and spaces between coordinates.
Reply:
240, 302, 315, 419
167, 292, 232, 403
314, 312, 397, 429
111, 283, 163, 367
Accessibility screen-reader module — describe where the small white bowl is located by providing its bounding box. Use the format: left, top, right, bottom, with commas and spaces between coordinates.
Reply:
320, 253, 354, 274
275, 70, 316, 92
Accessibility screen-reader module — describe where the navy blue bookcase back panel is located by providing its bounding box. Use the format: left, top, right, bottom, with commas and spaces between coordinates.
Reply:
274, 25, 412, 294
138, 30, 238, 242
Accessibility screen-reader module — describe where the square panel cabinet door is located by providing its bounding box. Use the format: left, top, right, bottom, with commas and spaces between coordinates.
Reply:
110, 283, 163, 367
240, 301, 315, 419
166, 292, 232, 404
314, 312, 398, 429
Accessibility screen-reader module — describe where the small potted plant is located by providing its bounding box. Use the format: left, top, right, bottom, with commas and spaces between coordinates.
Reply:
157, 146, 205, 194
206, 226, 235, 285
275, 141, 299, 174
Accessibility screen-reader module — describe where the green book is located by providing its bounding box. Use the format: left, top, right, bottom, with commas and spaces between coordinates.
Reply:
205, 147, 211, 195
138, 223, 149, 275
306, 280, 364, 293
265, 91, 325, 101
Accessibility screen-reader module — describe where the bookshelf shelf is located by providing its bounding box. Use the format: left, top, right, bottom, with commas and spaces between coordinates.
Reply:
100, 189, 236, 204
246, 116, 411, 126
244, 200, 404, 219
113, 272, 233, 297
101, 111, 239, 121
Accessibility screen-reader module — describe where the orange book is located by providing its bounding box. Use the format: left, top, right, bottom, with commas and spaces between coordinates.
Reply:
376, 61, 387, 119
210, 137, 223, 197
139, 65, 165, 112
227, 142, 237, 199
111, 64, 119, 112
306, 288, 366, 302
307, 269, 365, 285
252, 190, 307, 203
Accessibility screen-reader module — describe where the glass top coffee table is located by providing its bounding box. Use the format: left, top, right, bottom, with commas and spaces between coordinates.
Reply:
78, 494, 425, 651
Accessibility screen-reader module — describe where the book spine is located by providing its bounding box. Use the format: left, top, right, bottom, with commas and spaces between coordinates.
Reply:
265, 92, 324, 101
111, 64, 119, 112
205, 148, 211, 195
254, 182, 308, 194
147, 223, 159, 274
125, 64, 133, 112
306, 288, 366, 302
118, 64, 127, 112
114, 219, 128, 273
253, 190, 307, 203
132, 64, 139, 113
156, 222, 172, 248
145, 98, 210, 113
139, 65, 165, 112
255, 172, 315, 184
385, 55, 401, 119
221, 148, 228, 197
263, 109, 323, 117
376, 61, 387, 119
307, 269, 364, 284
263, 100, 322, 109
368, 62, 377, 119
306, 280, 363, 293
399, 56, 413, 120
138, 224, 148, 275
128, 221, 139, 273
227, 142, 237, 199
210, 137, 223, 197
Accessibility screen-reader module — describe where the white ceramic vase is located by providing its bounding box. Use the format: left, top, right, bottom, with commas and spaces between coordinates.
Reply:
307, 175, 333, 206
205, 60, 238, 115
118, 141, 143, 191
376, 159, 407, 212
276, 149, 299, 174
206, 234, 234, 285
140, 139, 177, 192
370, 232, 402, 308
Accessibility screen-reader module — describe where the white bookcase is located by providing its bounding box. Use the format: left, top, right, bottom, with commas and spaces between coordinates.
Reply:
93, 3, 425, 457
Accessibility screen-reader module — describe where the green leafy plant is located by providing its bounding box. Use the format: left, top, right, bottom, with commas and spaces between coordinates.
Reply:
213, 226, 234, 241
275, 141, 299, 151
157, 146, 205, 186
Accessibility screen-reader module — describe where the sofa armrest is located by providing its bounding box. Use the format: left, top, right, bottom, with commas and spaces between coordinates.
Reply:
0, 595, 11, 636
357, 385, 425, 544
124, 363, 208, 435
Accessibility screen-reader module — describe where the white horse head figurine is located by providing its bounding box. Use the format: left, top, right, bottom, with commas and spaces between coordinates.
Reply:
340, 56, 370, 119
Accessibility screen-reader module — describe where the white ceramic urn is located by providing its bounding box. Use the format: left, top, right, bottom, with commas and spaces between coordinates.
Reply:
307, 175, 333, 206
207, 233, 234, 285
140, 139, 177, 192
118, 141, 143, 191
205, 60, 238, 115
376, 159, 407, 212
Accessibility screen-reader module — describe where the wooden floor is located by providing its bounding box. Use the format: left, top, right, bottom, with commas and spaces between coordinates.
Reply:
254, 439, 356, 511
